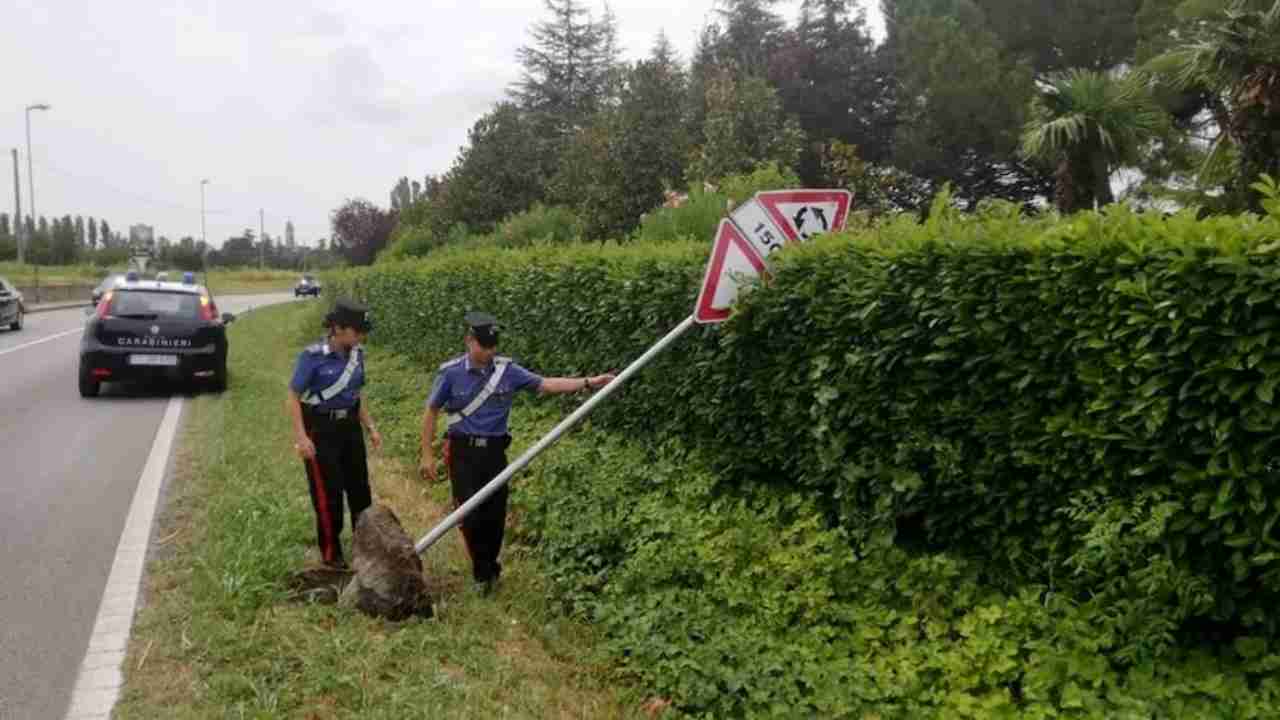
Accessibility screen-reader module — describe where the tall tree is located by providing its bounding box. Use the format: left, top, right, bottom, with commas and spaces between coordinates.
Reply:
438, 102, 552, 232
87, 217, 98, 249
774, 0, 887, 182
330, 199, 397, 266
514, 0, 612, 139
596, 1, 624, 102
550, 48, 691, 238
1022, 69, 1166, 212
390, 177, 413, 211
689, 70, 805, 181
1160, 0, 1280, 212
99, 220, 112, 249
716, 0, 786, 77
973, 0, 1145, 74
0, 213, 12, 262
885, 4, 1050, 207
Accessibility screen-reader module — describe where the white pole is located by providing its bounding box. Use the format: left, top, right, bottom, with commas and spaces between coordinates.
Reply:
414, 313, 698, 554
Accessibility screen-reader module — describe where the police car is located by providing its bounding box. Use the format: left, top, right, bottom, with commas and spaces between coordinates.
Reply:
0, 276, 24, 331
294, 274, 321, 297
79, 271, 234, 397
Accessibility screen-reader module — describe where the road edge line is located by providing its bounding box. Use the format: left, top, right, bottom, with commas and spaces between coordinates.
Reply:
62, 396, 184, 720
0, 326, 83, 357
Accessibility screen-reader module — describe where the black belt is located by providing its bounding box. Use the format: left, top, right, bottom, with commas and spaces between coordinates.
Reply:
448, 433, 507, 449
305, 406, 358, 421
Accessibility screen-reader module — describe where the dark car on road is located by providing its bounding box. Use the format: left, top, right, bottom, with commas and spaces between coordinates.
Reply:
91, 273, 127, 306
294, 274, 321, 297
0, 276, 24, 331
79, 277, 234, 397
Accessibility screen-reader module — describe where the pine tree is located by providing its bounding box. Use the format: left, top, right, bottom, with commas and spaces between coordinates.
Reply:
715, 0, 786, 77
514, 0, 612, 138
88, 217, 98, 249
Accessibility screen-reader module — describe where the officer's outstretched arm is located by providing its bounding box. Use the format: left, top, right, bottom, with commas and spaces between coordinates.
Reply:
538, 374, 617, 395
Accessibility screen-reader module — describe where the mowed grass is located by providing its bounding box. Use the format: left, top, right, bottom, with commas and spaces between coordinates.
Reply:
117, 301, 645, 719
0, 262, 298, 293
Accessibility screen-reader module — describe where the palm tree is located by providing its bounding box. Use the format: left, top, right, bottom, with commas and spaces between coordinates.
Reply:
1161, 0, 1280, 212
1021, 69, 1167, 213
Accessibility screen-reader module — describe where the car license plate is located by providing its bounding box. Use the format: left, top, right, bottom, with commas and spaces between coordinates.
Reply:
129, 354, 179, 367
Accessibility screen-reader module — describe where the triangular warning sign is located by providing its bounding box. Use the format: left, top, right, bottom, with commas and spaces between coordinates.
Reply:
694, 219, 768, 324
755, 189, 853, 243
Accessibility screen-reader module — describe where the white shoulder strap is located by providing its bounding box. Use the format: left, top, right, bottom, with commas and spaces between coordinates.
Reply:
302, 346, 361, 406
446, 359, 509, 427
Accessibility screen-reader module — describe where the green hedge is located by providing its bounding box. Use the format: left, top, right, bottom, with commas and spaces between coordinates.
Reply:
518, 436, 1280, 718
330, 188, 1280, 712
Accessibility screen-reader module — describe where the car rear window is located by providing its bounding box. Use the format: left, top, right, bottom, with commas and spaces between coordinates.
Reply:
111, 290, 200, 318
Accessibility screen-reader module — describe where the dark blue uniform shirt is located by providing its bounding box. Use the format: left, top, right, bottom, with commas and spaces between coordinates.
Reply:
290, 341, 366, 410
426, 354, 542, 437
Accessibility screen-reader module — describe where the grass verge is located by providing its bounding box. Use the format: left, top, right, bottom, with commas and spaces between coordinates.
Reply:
117, 300, 645, 719
0, 262, 298, 293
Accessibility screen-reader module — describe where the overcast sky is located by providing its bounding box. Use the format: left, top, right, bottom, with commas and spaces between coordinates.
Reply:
2, 0, 882, 248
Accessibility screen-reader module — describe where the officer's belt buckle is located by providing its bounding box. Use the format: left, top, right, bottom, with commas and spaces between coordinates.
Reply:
473, 437, 488, 448
331, 409, 349, 420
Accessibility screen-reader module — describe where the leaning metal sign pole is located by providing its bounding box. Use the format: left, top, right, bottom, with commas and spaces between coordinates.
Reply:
413, 189, 852, 555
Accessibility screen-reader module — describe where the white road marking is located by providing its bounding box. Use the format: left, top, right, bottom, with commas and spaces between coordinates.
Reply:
63, 396, 184, 720
0, 327, 83, 357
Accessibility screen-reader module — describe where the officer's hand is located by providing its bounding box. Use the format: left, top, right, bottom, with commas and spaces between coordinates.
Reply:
368, 428, 383, 451
589, 373, 617, 389
295, 435, 316, 460
420, 456, 437, 483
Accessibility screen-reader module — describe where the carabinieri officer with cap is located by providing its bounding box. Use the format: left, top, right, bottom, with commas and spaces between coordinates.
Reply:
419, 311, 615, 594
286, 298, 383, 568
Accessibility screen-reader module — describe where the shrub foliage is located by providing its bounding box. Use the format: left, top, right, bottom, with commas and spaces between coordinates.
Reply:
330, 186, 1280, 716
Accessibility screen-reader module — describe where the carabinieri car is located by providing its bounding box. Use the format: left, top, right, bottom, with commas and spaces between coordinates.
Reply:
79, 273, 234, 397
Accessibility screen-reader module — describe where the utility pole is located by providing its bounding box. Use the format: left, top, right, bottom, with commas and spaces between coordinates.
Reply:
259, 208, 265, 269
11, 149, 22, 264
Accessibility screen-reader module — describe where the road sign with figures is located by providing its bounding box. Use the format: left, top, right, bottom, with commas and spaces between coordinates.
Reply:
754, 189, 852, 243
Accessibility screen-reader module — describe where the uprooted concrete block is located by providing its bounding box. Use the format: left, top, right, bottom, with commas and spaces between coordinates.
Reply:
339, 504, 433, 620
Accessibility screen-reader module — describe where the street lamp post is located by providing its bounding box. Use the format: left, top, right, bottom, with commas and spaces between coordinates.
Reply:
199, 179, 210, 289
23, 103, 50, 265
200, 179, 209, 247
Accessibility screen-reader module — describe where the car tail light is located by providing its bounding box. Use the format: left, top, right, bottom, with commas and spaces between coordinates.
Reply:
96, 291, 113, 319
92, 369, 112, 378
199, 295, 218, 322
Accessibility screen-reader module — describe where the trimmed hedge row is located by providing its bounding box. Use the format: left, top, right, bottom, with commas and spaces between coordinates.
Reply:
518, 436, 1280, 718
331, 195, 1280, 667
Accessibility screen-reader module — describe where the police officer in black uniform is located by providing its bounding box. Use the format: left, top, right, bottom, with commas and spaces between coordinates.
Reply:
286, 298, 383, 568
419, 311, 615, 594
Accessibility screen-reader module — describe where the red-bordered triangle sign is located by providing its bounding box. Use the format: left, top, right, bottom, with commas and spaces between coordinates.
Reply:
755, 189, 853, 243
694, 219, 768, 324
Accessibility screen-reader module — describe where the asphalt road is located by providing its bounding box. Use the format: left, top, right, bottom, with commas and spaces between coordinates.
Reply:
0, 293, 292, 720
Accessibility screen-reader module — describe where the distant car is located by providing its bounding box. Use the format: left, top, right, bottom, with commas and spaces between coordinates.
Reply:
295, 275, 321, 297
0, 276, 24, 331
79, 277, 234, 397
91, 274, 127, 306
